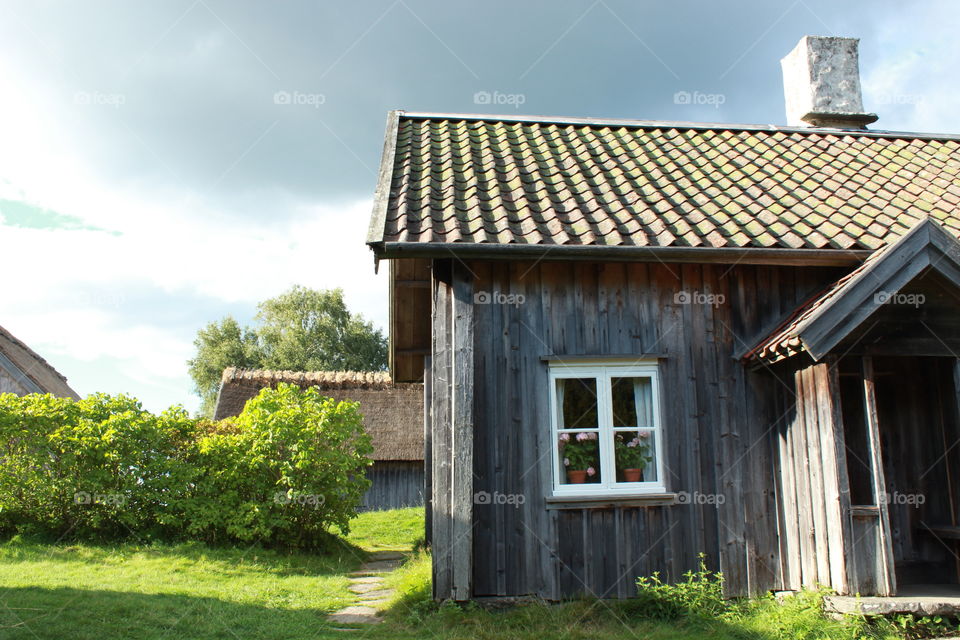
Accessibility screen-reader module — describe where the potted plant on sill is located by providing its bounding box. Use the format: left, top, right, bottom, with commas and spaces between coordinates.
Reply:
615, 433, 652, 482
559, 432, 599, 483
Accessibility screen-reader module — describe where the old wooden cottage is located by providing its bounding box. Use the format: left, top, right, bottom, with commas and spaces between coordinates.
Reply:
366, 36, 960, 600
214, 368, 424, 511
0, 324, 79, 399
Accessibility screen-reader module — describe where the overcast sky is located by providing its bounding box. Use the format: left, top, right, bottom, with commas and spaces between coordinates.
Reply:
0, 0, 956, 413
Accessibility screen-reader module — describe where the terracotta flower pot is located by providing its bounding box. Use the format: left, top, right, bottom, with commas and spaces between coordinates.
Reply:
567, 470, 588, 484
623, 468, 643, 482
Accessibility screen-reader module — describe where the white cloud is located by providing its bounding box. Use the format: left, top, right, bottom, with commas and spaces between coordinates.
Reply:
0, 46, 386, 412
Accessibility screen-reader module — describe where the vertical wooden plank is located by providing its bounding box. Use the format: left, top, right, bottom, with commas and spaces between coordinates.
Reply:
718, 265, 751, 595
823, 360, 856, 593
493, 262, 510, 595
862, 356, 897, 596
424, 355, 433, 546
451, 262, 474, 601
801, 366, 831, 585
517, 262, 555, 599
697, 265, 722, 578
678, 263, 703, 577
813, 361, 850, 593
470, 262, 496, 596
431, 260, 453, 599
538, 263, 562, 600
789, 367, 816, 587
775, 373, 801, 590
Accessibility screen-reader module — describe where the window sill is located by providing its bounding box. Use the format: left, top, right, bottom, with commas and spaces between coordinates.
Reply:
545, 493, 677, 510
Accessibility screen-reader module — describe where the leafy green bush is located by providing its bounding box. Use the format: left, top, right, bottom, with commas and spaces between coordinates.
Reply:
0, 393, 194, 540
631, 561, 898, 640
631, 553, 729, 621
0, 385, 373, 547
185, 383, 373, 547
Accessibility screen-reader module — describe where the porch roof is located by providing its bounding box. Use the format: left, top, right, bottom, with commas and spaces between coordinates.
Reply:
744, 218, 960, 364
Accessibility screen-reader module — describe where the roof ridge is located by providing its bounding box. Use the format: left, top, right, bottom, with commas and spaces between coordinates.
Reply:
220, 367, 404, 389
398, 110, 960, 142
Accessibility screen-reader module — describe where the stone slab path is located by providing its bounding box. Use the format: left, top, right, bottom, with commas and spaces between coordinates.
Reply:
328, 551, 405, 626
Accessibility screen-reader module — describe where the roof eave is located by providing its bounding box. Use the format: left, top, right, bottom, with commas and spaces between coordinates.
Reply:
373, 241, 872, 267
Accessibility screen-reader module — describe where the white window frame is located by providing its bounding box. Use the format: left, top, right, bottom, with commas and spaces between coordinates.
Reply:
549, 361, 666, 497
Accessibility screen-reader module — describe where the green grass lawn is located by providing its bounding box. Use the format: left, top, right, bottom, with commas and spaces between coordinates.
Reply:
0, 508, 423, 640
0, 507, 921, 639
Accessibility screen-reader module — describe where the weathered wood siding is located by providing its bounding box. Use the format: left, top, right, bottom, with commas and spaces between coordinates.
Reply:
772, 360, 855, 593
432, 259, 844, 600
430, 261, 476, 600
361, 461, 425, 511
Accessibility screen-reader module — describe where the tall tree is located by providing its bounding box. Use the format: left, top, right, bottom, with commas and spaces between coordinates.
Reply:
187, 287, 387, 417
187, 316, 261, 417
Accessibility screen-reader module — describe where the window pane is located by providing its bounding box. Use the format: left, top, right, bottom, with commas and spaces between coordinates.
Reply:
613, 430, 657, 483
558, 431, 601, 484
611, 377, 653, 428
555, 378, 598, 429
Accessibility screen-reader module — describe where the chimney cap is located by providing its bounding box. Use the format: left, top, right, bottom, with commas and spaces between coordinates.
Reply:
781, 35, 877, 129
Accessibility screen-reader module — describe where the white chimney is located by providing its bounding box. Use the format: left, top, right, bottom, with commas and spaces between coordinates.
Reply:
781, 36, 877, 129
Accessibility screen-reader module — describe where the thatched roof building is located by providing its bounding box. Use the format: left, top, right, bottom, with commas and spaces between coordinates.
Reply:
0, 324, 79, 399
214, 368, 423, 462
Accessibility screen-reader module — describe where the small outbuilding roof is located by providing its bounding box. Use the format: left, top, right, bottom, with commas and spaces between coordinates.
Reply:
367, 111, 960, 263
0, 324, 79, 399
745, 218, 960, 363
214, 368, 424, 461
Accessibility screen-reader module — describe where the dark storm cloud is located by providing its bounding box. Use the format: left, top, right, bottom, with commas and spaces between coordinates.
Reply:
0, 0, 930, 216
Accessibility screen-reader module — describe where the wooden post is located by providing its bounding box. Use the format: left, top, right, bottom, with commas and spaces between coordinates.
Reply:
424, 355, 433, 547
451, 262, 474, 601
862, 356, 897, 596
952, 360, 960, 581
431, 261, 452, 598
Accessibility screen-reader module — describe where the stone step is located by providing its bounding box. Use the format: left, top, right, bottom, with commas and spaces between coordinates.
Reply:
349, 581, 386, 594
356, 588, 393, 600
328, 606, 382, 625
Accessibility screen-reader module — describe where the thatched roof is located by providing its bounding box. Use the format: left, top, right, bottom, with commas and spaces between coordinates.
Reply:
0, 324, 79, 399
214, 368, 423, 461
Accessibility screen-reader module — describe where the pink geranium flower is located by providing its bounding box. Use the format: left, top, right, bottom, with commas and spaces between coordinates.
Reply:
586, 467, 596, 476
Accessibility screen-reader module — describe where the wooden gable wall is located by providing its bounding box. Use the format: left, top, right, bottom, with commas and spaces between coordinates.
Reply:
429, 258, 848, 599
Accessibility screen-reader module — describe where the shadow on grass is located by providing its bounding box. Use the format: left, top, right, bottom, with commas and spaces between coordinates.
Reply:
0, 535, 370, 579
0, 585, 394, 640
